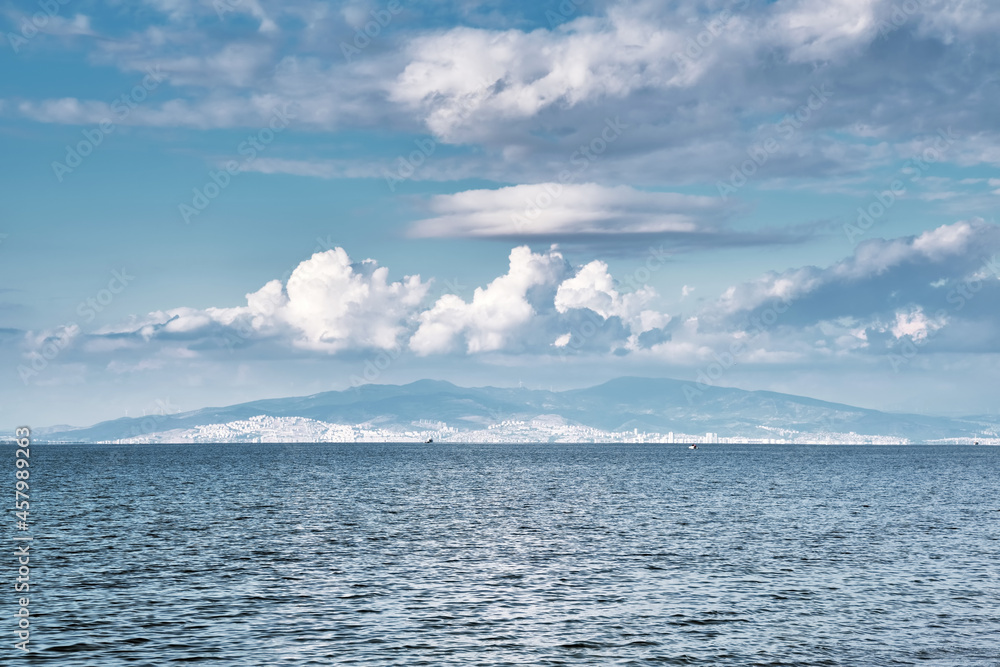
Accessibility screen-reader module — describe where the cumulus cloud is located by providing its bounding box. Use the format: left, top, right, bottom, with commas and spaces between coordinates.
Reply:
554, 260, 670, 341
65, 244, 679, 364
652, 219, 1000, 365
17, 220, 1000, 383
409, 245, 678, 356
272, 248, 429, 351
409, 246, 568, 355
710, 220, 997, 319
95, 248, 429, 353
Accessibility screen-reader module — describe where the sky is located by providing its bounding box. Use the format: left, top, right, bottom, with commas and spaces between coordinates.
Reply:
1, 0, 999, 428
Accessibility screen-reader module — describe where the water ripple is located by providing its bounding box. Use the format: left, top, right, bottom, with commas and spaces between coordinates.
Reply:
6, 443, 1000, 665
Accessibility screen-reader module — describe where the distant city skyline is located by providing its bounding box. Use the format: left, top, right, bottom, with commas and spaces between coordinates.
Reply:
2, 0, 1000, 427
34, 376, 999, 445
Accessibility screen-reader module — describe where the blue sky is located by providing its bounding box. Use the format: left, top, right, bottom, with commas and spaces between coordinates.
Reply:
2, 0, 999, 427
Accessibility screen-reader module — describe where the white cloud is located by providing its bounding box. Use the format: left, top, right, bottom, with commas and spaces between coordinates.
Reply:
6, 0, 1000, 189
75, 244, 678, 361
19, 220, 1000, 385
388, 22, 675, 141
554, 260, 669, 341
712, 220, 992, 317
278, 249, 429, 351
410, 246, 674, 355
410, 183, 728, 238
642, 219, 1000, 368
242, 157, 382, 179
889, 307, 947, 342
769, 0, 878, 63
140, 0, 274, 31
714, 266, 822, 317
409, 246, 567, 354
383, 0, 878, 145
34, 13, 96, 37
96, 248, 429, 353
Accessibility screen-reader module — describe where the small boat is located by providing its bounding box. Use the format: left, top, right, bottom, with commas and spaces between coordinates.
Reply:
688, 444, 697, 450
425, 438, 433, 443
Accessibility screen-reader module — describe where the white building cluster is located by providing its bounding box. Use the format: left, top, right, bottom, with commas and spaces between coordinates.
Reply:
91, 413, 990, 445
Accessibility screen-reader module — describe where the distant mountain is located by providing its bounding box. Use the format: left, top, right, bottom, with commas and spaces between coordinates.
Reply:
37, 377, 999, 444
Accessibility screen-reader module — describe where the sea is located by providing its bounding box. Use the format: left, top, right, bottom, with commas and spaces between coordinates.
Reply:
7, 442, 1000, 665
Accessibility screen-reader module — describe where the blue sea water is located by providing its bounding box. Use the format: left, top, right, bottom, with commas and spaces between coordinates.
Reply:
6, 443, 1000, 665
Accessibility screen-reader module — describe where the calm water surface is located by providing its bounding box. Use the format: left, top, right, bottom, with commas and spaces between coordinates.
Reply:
7, 443, 1000, 665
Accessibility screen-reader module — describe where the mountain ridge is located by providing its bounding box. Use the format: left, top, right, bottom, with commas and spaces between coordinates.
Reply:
34, 376, 999, 443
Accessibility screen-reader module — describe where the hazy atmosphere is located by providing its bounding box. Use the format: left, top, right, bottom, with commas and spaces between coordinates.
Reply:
3, 0, 999, 427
